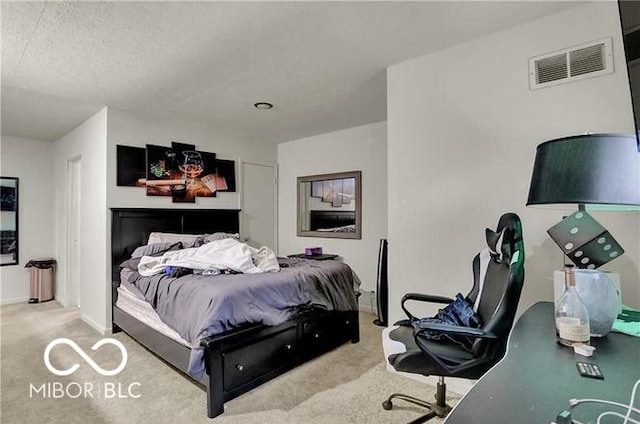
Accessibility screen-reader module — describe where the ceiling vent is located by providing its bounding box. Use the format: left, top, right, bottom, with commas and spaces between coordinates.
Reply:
529, 38, 613, 90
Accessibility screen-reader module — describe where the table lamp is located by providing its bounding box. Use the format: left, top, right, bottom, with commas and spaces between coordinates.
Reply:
526, 133, 640, 269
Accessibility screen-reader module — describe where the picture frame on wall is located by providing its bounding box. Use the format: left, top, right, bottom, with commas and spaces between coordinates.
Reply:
0, 177, 19, 266
145, 144, 182, 198
116, 141, 237, 203
194, 151, 218, 198
170, 142, 199, 203
116, 145, 146, 186
213, 159, 236, 192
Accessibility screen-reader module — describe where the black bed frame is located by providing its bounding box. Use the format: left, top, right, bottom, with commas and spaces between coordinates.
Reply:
111, 208, 360, 418
310, 210, 356, 231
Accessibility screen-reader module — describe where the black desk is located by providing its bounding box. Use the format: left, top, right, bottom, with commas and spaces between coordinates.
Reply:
444, 302, 640, 423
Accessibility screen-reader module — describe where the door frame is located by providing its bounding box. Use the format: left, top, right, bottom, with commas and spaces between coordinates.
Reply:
66, 155, 82, 307
239, 159, 278, 252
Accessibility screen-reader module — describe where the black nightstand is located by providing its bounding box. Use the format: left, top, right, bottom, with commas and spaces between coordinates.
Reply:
287, 253, 339, 261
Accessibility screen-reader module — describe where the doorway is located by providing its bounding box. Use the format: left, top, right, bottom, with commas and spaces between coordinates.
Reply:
67, 156, 81, 307
241, 161, 278, 251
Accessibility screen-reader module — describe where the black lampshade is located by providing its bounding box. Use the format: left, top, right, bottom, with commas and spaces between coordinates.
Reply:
527, 133, 640, 207
527, 133, 640, 269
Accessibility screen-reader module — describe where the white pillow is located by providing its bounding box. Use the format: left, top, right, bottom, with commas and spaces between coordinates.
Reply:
147, 232, 203, 245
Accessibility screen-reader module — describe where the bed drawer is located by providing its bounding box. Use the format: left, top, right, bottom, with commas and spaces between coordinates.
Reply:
302, 313, 355, 353
222, 327, 297, 391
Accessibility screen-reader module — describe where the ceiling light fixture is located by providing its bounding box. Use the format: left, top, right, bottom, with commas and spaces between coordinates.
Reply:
254, 102, 273, 110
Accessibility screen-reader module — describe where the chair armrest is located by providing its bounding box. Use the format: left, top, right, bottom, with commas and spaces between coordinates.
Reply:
402, 293, 454, 305
401, 293, 454, 321
415, 322, 497, 339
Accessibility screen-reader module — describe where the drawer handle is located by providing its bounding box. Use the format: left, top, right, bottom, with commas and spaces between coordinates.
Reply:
345, 320, 350, 325
285, 344, 293, 351
236, 364, 244, 372
314, 333, 320, 339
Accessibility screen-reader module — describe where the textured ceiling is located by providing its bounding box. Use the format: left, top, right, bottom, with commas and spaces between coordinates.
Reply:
2, 1, 582, 143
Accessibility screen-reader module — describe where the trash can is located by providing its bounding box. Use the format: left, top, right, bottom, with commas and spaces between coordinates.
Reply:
25, 258, 56, 303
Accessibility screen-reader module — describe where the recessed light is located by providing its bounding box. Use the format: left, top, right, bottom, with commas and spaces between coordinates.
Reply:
254, 102, 273, 110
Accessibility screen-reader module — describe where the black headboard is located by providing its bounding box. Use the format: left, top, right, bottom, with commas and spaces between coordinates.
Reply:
310, 210, 356, 231
111, 208, 240, 284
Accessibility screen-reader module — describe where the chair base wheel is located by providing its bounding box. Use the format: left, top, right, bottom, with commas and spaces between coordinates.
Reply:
382, 387, 453, 422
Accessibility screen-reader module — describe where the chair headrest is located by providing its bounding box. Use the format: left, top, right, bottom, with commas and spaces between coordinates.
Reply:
485, 213, 523, 264
485, 228, 505, 261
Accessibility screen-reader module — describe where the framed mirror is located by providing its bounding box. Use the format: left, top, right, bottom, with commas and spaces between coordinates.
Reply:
0, 177, 19, 266
297, 171, 361, 239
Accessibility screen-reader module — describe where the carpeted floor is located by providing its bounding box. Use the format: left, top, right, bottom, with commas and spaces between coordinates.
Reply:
1, 301, 455, 423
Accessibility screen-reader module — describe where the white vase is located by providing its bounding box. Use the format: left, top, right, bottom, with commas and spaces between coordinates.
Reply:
573, 269, 619, 337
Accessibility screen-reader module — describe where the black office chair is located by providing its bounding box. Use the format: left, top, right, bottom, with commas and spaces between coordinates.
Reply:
382, 212, 525, 423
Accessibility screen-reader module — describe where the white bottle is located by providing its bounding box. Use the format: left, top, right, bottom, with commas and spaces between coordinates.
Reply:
555, 266, 590, 347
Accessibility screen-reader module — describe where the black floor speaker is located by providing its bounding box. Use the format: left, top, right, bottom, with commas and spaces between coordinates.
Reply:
373, 239, 388, 327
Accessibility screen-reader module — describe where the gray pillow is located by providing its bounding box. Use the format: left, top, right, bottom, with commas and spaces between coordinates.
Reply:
147, 232, 203, 245
204, 232, 240, 243
131, 242, 183, 259
119, 256, 142, 271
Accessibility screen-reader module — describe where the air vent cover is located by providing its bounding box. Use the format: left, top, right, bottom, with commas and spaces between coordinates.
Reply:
535, 53, 568, 84
530, 39, 613, 89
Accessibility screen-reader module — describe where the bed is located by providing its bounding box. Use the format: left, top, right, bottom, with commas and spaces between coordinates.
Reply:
111, 208, 360, 418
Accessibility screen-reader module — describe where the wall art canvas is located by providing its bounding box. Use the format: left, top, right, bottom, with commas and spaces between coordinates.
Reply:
116, 145, 146, 186
171, 147, 218, 202
170, 142, 201, 203
145, 144, 184, 198
118, 141, 235, 203
213, 159, 236, 193
193, 151, 218, 198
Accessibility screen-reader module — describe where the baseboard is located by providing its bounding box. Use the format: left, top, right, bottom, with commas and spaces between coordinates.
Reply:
81, 314, 109, 335
0, 296, 29, 305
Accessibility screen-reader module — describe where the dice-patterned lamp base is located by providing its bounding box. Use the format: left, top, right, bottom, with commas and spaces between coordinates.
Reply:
547, 210, 624, 269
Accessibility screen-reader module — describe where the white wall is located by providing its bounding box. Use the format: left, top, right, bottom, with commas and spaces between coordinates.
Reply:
53, 108, 109, 331
278, 121, 388, 292
0, 136, 55, 304
387, 2, 640, 323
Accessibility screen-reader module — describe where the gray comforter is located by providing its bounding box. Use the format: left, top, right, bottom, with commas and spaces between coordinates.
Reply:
120, 257, 360, 379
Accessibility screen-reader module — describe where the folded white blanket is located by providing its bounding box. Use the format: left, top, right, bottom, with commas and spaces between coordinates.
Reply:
138, 238, 280, 276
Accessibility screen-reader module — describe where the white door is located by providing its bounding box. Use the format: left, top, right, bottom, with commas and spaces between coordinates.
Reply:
67, 157, 81, 307
241, 161, 277, 251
